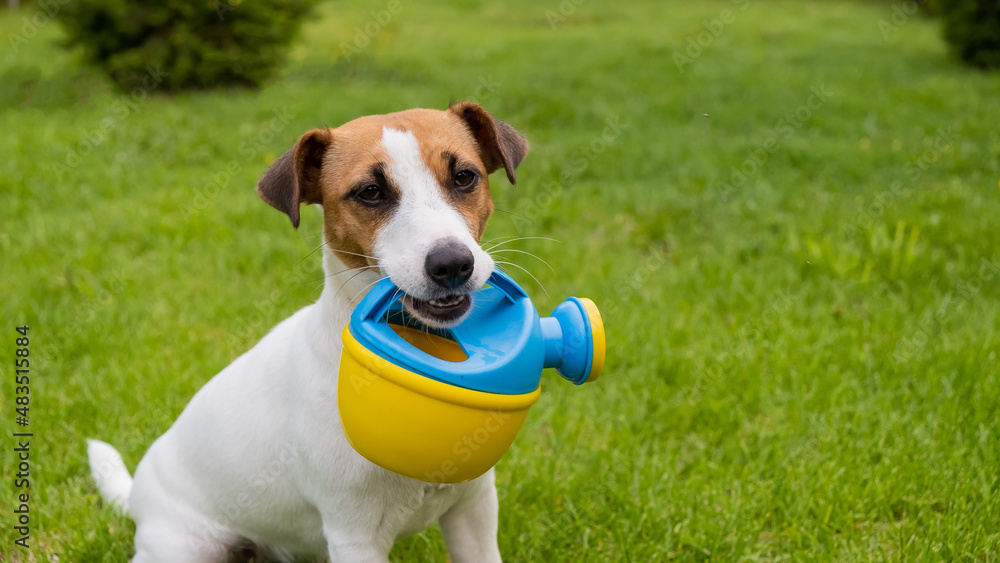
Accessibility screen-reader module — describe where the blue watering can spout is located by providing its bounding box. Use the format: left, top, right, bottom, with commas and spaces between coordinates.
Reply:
540, 297, 605, 385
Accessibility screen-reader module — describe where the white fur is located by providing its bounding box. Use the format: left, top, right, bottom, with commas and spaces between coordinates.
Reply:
375, 128, 494, 305
87, 127, 503, 562
87, 438, 132, 513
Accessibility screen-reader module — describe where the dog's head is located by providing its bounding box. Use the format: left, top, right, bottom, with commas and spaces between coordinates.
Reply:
256, 102, 528, 328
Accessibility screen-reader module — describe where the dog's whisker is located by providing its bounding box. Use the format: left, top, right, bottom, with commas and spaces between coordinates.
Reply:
295, 237, 333, 268
389, 287, 405, 324
337, 269, 377, 299
336, 270, 368, 293
334, 250, 379, 261
329, 247, 379, 261
481, 233, 550, 250
300, 237, 376, 271
484, 236, 561, 253
310, 279, 327, 296
325, 265, 379, 279
490, 207, 534, 222
348, 274, 389, 303
488, 249, 557, 276
313, 237, 379, 261
348, 276, 388, 302
493, 260, 549, 298
481, 235, 512, 245
482, 236, 525, 250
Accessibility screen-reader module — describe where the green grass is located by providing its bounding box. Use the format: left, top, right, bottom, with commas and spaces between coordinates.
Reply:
2, 0, 1000, 561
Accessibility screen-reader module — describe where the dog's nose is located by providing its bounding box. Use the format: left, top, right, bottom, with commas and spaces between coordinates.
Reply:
425, 238, 475, 290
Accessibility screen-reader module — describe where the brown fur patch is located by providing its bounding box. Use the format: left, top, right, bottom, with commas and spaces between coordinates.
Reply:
316, 109, 498, 266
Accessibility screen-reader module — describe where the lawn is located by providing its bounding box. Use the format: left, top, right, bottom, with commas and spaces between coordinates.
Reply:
2, 0, 999, 561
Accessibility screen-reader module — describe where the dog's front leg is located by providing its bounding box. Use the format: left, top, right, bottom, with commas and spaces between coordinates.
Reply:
324, 539, 391, 563
439, 470, 503, 563
322, 519, 392, 563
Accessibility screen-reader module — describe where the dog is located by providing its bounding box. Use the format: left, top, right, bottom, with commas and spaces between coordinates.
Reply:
87, 101, 528, 562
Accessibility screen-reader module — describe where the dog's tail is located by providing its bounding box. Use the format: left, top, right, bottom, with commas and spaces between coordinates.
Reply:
86, 439, 133, 515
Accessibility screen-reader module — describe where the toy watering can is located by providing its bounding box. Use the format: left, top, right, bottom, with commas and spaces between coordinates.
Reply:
338, 270, 604, 483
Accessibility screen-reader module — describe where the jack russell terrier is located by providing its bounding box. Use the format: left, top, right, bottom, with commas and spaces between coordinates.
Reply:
87, 101, 529, 562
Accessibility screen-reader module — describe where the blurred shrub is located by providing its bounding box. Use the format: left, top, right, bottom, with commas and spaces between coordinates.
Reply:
864, 0, 938, 17
57, 0, 319, 91
937, 0, 1000, 69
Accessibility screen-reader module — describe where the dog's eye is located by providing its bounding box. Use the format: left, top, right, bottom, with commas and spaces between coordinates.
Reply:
454, 170, 477, 191
355, 185, 384, 205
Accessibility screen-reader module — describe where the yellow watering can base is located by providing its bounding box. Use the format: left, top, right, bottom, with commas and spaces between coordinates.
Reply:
339, 326, 540, 483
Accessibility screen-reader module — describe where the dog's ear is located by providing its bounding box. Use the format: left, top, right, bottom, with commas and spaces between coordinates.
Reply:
256, 128, 332, 228
449, 101, 529, 185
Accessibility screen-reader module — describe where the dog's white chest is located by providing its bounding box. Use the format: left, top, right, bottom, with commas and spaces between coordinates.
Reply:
388, 483, 463, 539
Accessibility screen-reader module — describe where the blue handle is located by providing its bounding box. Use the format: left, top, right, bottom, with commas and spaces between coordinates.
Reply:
358, 270, 527, 324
